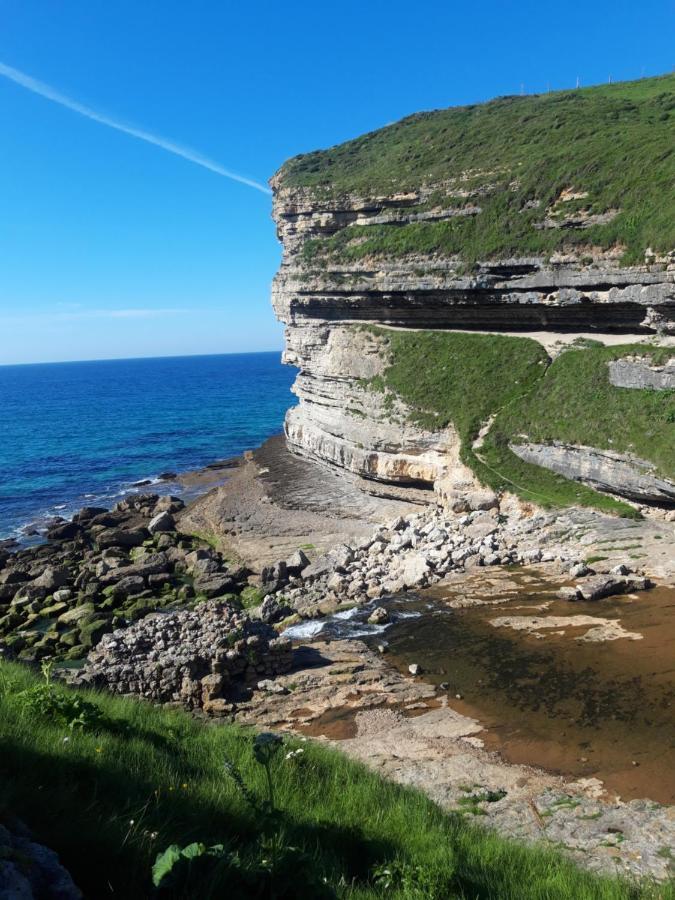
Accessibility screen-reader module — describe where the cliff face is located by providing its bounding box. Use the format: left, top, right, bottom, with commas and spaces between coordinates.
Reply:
270, 77, 675, 510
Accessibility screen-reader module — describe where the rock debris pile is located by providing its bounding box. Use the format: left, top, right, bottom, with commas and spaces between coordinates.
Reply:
81, 599, 293, 714
0, 493, 250, 663
261, 496, 653, 618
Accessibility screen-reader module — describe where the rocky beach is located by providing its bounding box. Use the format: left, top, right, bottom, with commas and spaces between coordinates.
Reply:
2, 427, 674, 882
2, 68, 674, 899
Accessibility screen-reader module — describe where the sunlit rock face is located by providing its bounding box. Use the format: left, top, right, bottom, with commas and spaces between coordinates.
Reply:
270, 178, 675, 503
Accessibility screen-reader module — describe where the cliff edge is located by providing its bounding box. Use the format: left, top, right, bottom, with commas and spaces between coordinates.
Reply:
271, 75, 675, 513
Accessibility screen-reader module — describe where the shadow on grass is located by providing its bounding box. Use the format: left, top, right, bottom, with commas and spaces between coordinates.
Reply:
0, 737, 402, 899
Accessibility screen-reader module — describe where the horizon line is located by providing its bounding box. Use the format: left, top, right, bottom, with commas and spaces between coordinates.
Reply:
0, 347, 286, 369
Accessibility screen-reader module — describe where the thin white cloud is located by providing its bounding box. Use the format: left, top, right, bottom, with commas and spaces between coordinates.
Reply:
0, 60, 271, 195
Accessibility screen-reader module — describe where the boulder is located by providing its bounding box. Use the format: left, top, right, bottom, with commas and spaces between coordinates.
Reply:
193, 573, 236, 598
260, 561, 288, 594
152, 495, 185, 515
399, 554, 431, 589
111, 575, 146, 597
46, 522, 82, 542
148, 511, 175, 534
78, 618, 110, 648
301, 555, 334, 580
31, 566, 70, 591
74, 506, 108, 522
368, 606, 389, 625
258, 595, 292, 624
185, 549, 211, 567
326, 572, 347, 593
96, 528, 149, 549
574, 574, 652, 601
285, 549, 310, 576
57, 604, 95, 626
558, 586, 581, 602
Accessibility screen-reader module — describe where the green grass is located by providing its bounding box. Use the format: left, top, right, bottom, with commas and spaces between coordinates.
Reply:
365, 328, 675, 514
494, 343, 675, 480
277, 74, 675, 265
1, 660, 670, 899
240, 585, 265, 609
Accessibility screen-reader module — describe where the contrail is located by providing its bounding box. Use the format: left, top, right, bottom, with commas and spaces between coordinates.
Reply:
0, 60, 271, 194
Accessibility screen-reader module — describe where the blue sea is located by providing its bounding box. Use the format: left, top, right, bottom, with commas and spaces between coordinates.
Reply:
0, 352, 296, 541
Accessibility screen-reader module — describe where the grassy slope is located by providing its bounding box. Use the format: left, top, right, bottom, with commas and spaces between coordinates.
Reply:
367, 327, 675, 513
279, 75, 675, 264
0, 660, 670, 900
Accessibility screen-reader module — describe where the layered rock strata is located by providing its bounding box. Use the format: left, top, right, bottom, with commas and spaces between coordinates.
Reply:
271, 182, 675, 504
511, 442, 675, 505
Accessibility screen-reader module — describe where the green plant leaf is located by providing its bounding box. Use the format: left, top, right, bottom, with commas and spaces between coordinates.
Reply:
152, 844, 183, 888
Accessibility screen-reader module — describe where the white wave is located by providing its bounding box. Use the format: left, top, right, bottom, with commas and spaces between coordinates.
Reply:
334, 607, 361, 620
281, 620, 326, 640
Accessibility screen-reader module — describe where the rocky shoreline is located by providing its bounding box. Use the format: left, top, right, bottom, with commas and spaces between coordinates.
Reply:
2, 437, 674, 881
232, 637, 675, 882
0, 491, 253, 670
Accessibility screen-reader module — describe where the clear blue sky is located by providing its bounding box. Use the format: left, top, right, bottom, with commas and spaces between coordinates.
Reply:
1, 0, 672, 364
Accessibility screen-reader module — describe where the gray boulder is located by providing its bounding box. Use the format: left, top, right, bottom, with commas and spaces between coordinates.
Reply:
32, 566, 70, 591
285, 549, 310, 576
152, 495, 185, 516
96, 528, 149, 549
193, 573, 236, 598
368, 606, 389, 625
148, 511, 175, 534
112, 575, 146, 597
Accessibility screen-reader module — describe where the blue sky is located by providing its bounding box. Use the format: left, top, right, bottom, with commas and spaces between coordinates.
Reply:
1, 0, 673, 365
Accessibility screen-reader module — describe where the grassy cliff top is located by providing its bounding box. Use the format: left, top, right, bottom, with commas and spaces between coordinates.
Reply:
278, 75, 675, 263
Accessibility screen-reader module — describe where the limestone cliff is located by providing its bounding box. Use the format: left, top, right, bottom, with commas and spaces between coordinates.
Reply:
270, 76, 675, 509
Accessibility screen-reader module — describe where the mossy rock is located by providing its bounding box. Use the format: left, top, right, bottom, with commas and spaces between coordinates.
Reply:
21, 631, 42, 647
125, 598, 160, 623
2, 633, 26, 652
34, 633, 60, 651
59, 628, 81, 648
58, 603, 95, 626
64, 645, 86, 661
239, 586, 264, 609
40, 601, 68, 617
98, 595, 120, 612
0, 611, 23, 632
78, 618, 111, 648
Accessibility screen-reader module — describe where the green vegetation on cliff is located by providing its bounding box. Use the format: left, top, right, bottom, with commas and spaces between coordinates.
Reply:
1, 659, 669, 899
280, 75, 675, 264
365, 327, 674, 513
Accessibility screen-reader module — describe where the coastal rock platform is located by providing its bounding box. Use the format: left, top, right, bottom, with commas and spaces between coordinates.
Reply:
179, 434, 420, 570
233, 637, 675, 882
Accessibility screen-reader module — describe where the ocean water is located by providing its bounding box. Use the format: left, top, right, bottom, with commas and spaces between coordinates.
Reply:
0, 352, 296, 540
